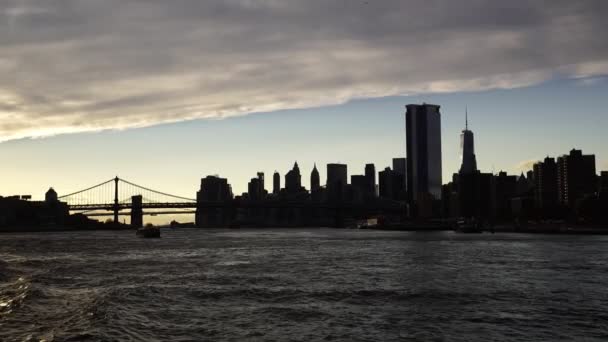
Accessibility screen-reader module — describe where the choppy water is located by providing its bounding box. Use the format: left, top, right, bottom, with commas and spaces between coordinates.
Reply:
1, 229, 608, 341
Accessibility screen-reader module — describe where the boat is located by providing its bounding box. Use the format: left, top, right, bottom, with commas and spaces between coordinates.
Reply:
455, 219, 483, 233
136, 226, 161, 238
355, 218, 380, 229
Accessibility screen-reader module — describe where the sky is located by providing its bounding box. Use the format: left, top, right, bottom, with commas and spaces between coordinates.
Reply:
1, 1, 608, 212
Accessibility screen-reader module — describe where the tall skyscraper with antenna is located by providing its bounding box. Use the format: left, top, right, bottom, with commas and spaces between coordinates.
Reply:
459, 107, 478, 175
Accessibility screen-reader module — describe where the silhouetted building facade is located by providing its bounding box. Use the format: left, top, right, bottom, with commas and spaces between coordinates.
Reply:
516, 173, 534, 197
197, 176, 233, 202
533, 157, 558, 215
0, 196, 69, 229
526, 170, 535, 186
493, 171, 518, 221
285, 162, 305, 194
45, 188, 58, 203
557, 149, 596, 208
378, 166, 406, 201
392, 158, 407, 200
327, 163, 347, 202
601, 171, 608, 194
130, 195, 143, 228
459, 111, 478, 174
310, 164, 320, 193
247, 172, 266, 201
379, 167, 394, 199
365, 163, 376, 197
273, 171, 280, 195
196, 175, 234, 227
456, 171, 493, 220
406, 104, 442, 216
350, 175, 368, 203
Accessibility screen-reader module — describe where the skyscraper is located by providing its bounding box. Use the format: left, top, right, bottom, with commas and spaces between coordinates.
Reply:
557, 149, 596, 207
310, 164, 320, 192
392, 158, 406, 177
327, 163, 347, 202
365, 163, 376, 197
533, 157, 558, 212
601, 171, 608, 193
459, 108, 477, 174
285, 162, 304, 194
392, 158, 406, 200
406, 103, 442, 205
247, 172, 265, 200
257, 172, 265, 194
197, 175, 233, 202
196, 175, 234, 227
273, 171, 280, 195
350, 175, 368, 202
493, 171, 518, 220
378, 167, 394, 199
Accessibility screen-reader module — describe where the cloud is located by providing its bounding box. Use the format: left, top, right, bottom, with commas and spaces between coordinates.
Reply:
1, 0, 608, 141
516, 159, 538, 173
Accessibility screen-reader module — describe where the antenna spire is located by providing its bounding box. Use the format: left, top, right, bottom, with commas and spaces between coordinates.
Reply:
465, 106, 468, 130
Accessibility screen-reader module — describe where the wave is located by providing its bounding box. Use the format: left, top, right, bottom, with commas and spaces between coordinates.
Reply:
0, 276, 32, 319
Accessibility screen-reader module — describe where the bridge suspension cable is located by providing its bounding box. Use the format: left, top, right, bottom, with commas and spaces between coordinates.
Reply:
58, 178, 115, 200
119, 178, 196, 202
58, 176, 196, 208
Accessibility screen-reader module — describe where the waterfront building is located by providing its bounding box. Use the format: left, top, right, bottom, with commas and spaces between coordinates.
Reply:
493, 171, 518, 220
453, 171, 493, 220
557, 149, 596, 208
406, 103, 442, 213
45, 188, 58, 203
533, 157, 559, 214
196, 175, 234, 227
0, 196, 69, 228
197, 176, 233, 202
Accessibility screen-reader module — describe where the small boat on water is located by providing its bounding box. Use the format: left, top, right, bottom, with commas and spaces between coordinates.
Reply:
455, 219, 483, 233
355, 218, 380, 229
136, 226, 161, 238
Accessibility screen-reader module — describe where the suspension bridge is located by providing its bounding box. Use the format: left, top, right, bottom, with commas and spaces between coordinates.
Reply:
58, 177, 407, 228
58, 177, 197, 224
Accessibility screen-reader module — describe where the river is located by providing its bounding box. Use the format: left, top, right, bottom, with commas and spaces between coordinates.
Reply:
1, 229, 608, 341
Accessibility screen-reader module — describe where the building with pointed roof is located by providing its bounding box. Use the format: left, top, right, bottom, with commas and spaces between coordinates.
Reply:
285, 162, 305, 194
310, 164, 320, 193
459, 107, 478, 175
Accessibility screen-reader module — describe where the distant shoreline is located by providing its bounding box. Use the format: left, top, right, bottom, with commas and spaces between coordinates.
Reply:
1, 225, 607, 235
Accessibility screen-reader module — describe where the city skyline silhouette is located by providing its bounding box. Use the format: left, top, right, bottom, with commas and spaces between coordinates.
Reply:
2, 2, 608, 341
1, 82, 606, 202
2, 1, 608, 206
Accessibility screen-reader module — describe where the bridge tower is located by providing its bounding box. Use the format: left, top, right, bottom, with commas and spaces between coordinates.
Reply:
131, 195, 143, 228
113, 176, 119, 223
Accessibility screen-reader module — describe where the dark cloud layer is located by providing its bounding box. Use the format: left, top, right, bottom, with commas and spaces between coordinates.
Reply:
1, 0, 607, 140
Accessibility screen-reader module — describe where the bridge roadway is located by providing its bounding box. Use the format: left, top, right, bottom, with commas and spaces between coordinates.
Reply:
68, 202, 197, 211
68, 201, 406, 212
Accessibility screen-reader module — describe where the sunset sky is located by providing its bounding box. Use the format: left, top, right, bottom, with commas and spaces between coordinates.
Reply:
1, 0, 608, 202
